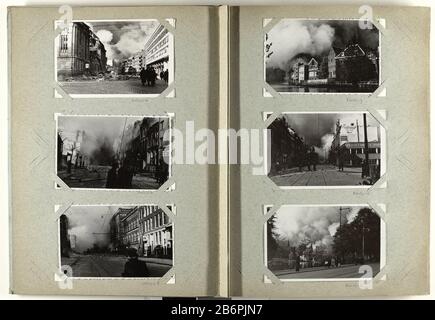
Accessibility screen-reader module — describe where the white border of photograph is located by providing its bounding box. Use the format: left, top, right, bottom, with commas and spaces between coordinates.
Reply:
263, 18, 382, 96
57, 204, 175, 280
54, 113, 173, 192
54, 19, 174, 99
263, 204, 386, 283
263, 111, 387, 190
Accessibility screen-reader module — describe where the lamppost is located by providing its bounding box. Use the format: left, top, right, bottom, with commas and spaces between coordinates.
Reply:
338, 207, 351, 264
363, 113, 370, 178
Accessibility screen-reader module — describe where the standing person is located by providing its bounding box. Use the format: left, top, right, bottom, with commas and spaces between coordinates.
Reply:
295, 254, 300, 272
305, 147, 311, 171
163, 69, 169, 84
117, 161, 132, 189
310, 147, 319, 171
150, 68, 157, 86
106, 161, 118, 188
338, 148, 345, 171
122, 248, 149, 277
140, 68, 147, 86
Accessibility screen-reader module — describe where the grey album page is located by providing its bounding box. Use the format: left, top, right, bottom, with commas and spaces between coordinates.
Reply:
10, 6, 221, 297
230, 5, 430, 298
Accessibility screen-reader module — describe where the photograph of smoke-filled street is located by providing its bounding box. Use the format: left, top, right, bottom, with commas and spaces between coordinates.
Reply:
267, 206, 381, 279
60, 205, 173, 278
268, 113, 383, 186
265, 19, 380, 93
57, 116, 170, 189
56, 20, 172, 95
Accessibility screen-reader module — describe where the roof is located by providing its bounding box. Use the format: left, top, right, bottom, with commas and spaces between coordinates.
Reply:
330, 46, 343, 55
336, 44, 366, 59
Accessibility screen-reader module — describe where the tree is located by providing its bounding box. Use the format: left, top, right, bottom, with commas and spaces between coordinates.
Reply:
267, 214, 279, 258
333, 208, 380, 263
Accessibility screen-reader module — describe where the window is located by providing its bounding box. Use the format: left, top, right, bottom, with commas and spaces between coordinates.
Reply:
60, 34, 68, 51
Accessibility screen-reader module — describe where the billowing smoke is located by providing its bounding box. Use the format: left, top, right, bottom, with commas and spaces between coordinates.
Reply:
321, 133, 335, 157
66, 206, 121, 253
58, 116, 142, 165
88, 21, 159, 63
281, 113, 379, 148
273, 206, 365, 252
266, 19, 379, 70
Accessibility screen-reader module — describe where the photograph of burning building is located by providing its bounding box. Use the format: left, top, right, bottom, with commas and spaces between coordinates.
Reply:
59, 205, 173, 278
57, 115, 171, 190
266, 205, 382, 280
56, 20, 173, 96
265, 19, 380, 93
268, 112, 383, 187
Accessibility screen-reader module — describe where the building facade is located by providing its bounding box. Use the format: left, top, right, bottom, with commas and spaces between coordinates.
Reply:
57, 22, 107, 79
139, 206, 173, 258
58, 129, 89, 171
331, 120, 381, 167
144, 24, 171, 77
286, 43, 378, 85
109, 206, 173, 258
57, 22, 91, 79
89, 33, 107, 75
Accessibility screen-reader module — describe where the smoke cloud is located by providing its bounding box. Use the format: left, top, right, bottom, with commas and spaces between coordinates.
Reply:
58, 116, 142, 165
66, 206, 121, 253
282, 113, 379, 148
266, 19, 379, 70
87, 21, 159, 63
273, 206, 366, 251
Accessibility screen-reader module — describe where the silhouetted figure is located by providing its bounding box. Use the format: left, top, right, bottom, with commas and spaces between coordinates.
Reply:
122, 248, 149, 277
140, 68, 147, 86
309, 147, 319, 171
163, 69, 169, 84
295, 255, 300, 272
117, 163, 133, 188
106, 161, 118, 188
338, 149, 345, 171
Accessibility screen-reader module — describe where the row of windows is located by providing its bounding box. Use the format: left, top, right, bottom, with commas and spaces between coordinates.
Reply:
124, 231, 139, 245
349, 148, 380, 155
142, 212, 169, 233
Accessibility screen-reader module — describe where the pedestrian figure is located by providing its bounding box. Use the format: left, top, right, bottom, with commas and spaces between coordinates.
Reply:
163, 69, 169, 84
140, 68, 147, 86
305, 149, 311, 171
117, 162, 133, 188
106, 161, 118, 188
122, 248, 149, 277
295, 255, 300, 272
146, 66, 157, 86
338, 148, 345, 171
309, 147, 318, 171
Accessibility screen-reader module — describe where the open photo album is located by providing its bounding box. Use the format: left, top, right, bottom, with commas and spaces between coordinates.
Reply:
8, 5, 430, 297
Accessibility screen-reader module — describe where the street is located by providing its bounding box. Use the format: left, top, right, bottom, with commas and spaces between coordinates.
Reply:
59, 78, 168, 95
58, 166, 161, 189
62, 254, 172, 278
276, 263, 380, 279
269, 164, 366, 186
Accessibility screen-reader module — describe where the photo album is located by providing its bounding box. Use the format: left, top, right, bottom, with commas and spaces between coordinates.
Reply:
8, 5, 430, 298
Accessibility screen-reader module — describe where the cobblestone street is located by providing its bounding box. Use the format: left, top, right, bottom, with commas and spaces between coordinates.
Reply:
59, 78, 168, 95
269, 164, 367, 186
58, 166, 161, 189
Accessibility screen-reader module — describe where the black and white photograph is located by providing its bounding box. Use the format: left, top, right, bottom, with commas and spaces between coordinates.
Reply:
265, 19, 380, 93
59, 205, 174, 278
266, 205, 382, 280
57, 115, 171, 190
55, 20, 173, 97
268, 112, 384, 187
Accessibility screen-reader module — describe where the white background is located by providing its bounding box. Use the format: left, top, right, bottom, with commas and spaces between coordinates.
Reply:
0, 0, 433, 299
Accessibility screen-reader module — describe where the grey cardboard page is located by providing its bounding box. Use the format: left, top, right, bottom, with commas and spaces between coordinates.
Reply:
10, 6, 220, 296
230, 5, 430, 298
